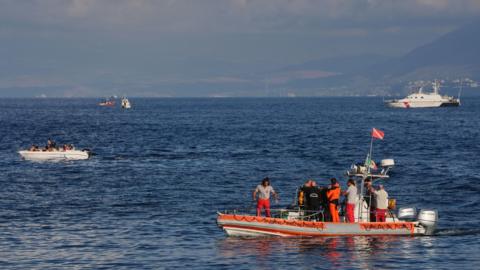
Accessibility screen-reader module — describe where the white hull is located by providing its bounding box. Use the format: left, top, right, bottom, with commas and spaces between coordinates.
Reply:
19, 150, 90, 161
387, 100, 444, 108
217, 214, 430, 237
386, 81, 460, 108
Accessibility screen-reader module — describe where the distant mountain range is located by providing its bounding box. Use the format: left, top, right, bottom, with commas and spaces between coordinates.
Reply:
369, 19, 480, 79
2, 20, 479, 97
269, 19, 480, 96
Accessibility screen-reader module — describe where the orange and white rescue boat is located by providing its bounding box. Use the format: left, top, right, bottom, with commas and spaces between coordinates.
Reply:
217, 128, 438, 237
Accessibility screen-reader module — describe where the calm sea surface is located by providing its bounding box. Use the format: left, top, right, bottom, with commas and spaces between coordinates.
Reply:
0, 97, 479, 269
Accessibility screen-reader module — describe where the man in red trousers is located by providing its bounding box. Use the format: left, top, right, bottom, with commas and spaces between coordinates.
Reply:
253, 177, 279, 217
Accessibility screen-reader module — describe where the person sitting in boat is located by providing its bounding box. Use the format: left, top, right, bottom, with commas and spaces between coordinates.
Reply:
370, 184, 389, 222
62, 144, 74, 151
46, 138, 56, 151
326, 178, 341, 222
29, 144, 39, 151
342, 179, 357, 223
253, 177, 279, 217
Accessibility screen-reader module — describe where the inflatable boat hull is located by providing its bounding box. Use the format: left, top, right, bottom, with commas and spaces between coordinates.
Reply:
217, 214, 423, 237
19, 150, 90, 161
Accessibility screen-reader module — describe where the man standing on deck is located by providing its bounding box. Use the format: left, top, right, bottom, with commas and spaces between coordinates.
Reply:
298, 180, 312, 209
371, 185, 389, 222
364, 178, 376, 222
326, 178, 341, 222
253, 177, 279, 217
305, 180, 322, 220
342, 179, 358, 223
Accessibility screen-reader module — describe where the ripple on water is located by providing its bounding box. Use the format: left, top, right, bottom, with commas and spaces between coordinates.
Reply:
0, 98, 479, 269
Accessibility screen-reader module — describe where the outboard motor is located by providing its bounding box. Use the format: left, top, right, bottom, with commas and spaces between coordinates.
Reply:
398, 207, 417, 221
417, 209, 438, 235
82, 148, 94, 157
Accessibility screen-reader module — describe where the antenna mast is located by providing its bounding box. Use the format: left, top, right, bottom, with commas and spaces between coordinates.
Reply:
458, 78, 463, 102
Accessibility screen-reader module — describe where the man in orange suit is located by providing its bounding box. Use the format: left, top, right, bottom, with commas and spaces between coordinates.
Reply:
326, 178, 341, 222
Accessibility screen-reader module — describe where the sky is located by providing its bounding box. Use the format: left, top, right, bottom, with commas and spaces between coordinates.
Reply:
1, 0, 480, 97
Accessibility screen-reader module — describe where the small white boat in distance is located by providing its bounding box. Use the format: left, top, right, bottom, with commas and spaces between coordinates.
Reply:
19, 149, 91, 161
121, 97, 131, 109
385, 81, 460, 108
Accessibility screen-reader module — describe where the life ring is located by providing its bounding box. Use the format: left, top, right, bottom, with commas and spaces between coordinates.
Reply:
285, 220, 295, 226
255, 216, 265, 222
294, 220, 304, 227
267, 218, 276, 224
275, 219, 286, 225
302, 221, 312, 228
361, 224, 372, 231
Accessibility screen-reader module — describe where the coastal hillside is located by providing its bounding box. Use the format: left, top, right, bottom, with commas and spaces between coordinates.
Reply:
275, 20, 480, 96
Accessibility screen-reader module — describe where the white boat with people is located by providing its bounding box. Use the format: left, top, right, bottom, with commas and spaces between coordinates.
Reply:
385, 81, 460, 108
217, 128, 438, 237
19, 139, 91, 161
121, 97, 131, 109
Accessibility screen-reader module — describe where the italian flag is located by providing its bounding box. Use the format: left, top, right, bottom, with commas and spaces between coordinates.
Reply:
368, 159, 377, 170
365, 157, 377, 170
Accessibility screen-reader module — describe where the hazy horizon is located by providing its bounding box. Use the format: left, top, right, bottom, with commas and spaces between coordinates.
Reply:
1, 0, 480, 97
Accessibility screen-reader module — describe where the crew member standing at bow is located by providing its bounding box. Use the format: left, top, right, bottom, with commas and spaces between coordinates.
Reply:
253, 177, 279, 217
326, 178, 341, 222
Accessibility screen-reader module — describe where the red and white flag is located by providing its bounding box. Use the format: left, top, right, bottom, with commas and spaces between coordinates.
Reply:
371, 128, 385, 140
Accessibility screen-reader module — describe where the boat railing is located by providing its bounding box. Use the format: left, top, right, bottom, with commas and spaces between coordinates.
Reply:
220, 205, 401, 223
220, 207, 328, 222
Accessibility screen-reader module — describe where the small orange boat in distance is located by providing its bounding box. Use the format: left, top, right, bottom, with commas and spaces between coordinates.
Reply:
98, 97, 116, 107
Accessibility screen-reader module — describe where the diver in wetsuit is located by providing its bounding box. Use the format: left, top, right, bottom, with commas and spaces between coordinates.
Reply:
298, 180, 312, 210
364, 178, 376, 222
304, 181, 322, 220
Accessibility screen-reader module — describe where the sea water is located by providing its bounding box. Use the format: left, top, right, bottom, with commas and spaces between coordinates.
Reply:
0, 97, 479, 269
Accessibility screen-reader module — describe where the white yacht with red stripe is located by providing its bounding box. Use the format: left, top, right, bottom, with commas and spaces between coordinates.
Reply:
386, 81, 460, 108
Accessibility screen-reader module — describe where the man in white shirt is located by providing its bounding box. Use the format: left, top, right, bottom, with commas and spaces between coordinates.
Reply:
372, 184, 389, 222
253, 177, 279, 217
343, 179, 358, 223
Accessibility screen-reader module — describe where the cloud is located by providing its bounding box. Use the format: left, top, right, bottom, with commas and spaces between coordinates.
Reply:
1, 0, 480, 35
66, 0, 96, 18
